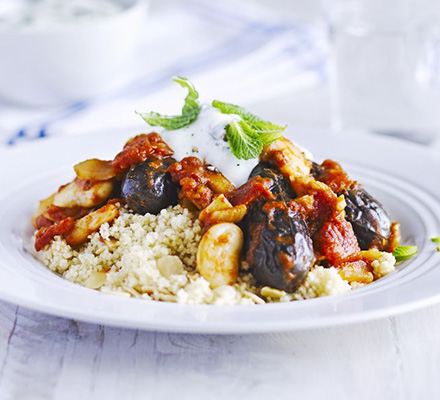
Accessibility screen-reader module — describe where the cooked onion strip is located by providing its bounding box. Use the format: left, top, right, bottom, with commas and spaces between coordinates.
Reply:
74, 159, 115, 181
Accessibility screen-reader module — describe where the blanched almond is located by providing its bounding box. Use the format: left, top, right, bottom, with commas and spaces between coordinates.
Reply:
199, 194, 247, 225
261, 286, 285, 299
201, 194, 233, 215
84, 271, 107, 289
157, 256, 184, 278
196, 223, 243, 287
208, 206, 247, 225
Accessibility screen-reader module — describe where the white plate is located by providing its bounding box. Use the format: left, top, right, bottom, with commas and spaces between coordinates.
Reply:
0, 129, 439, 334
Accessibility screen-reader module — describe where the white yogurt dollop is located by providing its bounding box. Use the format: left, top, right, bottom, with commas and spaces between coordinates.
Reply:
160, 106, 258, 187
158, 105, 313, 187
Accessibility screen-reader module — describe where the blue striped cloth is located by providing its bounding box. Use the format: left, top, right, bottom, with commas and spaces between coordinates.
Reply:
1, 0, 327, 147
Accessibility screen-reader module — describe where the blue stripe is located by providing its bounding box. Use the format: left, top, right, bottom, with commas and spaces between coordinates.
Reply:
7, 129, 25, 146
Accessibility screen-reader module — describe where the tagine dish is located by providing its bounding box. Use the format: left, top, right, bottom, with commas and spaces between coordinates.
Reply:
32, 77, 407, 305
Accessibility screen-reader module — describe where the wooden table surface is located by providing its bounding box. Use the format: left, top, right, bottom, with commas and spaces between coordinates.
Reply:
0, 300, 439, 400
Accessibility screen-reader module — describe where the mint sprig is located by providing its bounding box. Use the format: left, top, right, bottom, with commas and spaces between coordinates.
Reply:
393, 245, 418, 262
136, 76, 201, 130
212, 100, 286, 160
136, 77, 287, 160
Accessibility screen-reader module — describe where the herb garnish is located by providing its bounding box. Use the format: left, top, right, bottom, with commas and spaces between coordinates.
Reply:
137, 77, 286, 160
211, 100, 286, 160
431, 237, 440, 243
136, 76, 201, 130
393, 245, 418, 262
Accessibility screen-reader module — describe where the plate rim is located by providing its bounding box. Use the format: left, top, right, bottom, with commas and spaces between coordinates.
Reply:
1, 128, 440, 333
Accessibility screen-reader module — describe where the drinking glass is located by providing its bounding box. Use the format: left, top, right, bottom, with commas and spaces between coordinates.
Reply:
326, 0, 440, 143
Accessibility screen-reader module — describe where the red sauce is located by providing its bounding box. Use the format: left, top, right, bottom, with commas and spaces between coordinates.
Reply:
168, 156, 234, 210
34, 214, 54, 229
313, 216, 361, 266
227, 176, 275, 206
45, 205, 89, 222
35, 218, 74, 251
112, 133, 174, 174
314, 159, 355, 193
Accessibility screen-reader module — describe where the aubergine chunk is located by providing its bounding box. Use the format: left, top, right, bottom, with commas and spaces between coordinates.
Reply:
244, 201, 314, 292
249, 162, 296, 202
312, 160, 392, 250
342, 185, 392, 250
311, 161, 324, 180
121, 158, 178, 215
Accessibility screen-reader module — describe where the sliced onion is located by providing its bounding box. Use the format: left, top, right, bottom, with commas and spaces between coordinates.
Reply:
74, 159, 115, 181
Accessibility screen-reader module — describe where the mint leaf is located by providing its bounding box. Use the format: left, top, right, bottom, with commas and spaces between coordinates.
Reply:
212, 101, 262, 122
226, 119, 264, 160
137, 76, 201, 130
393, 245, 418, 262
212, 100, 286, 160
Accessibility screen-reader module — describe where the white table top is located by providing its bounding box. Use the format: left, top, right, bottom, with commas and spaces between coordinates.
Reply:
1, 301, 440, 399
1, 86, 439, 400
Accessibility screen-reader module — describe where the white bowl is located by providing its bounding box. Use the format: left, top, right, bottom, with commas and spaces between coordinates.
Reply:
0, 0, 148, 106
